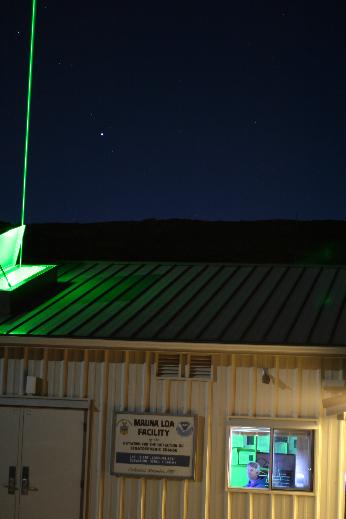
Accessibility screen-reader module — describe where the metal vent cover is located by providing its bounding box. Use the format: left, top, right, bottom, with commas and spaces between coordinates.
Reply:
156, 353, 212, 380
187, 355, 212, 379
156, 354, 181, 378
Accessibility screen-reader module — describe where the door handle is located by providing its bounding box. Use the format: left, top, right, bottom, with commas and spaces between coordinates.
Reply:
21, 466, 29, 495
21, 466, 39, 494
3, 466, 18, 494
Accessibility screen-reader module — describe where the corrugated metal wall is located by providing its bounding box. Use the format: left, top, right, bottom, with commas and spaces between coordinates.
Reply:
0, 346, 345, 519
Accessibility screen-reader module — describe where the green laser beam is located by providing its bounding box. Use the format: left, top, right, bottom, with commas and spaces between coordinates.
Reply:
20, 0, 37, 265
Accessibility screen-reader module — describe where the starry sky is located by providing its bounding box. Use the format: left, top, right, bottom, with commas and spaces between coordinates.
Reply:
2, 1, 346, 223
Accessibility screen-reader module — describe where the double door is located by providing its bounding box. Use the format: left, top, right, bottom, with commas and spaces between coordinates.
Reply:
0, 406, 86, 519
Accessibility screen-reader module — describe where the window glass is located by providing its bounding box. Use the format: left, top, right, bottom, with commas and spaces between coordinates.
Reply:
272, 429, 313, 491
228, 426, 314, 492
229, 427, 270, 489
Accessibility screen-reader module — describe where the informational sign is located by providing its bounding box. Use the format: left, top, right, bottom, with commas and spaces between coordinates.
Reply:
112, 412, 197, 479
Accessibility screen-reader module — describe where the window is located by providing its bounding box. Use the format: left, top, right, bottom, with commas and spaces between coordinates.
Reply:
228, 426, 314, 492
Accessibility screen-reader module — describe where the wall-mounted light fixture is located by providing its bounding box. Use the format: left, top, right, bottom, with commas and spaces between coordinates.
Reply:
261, 368, 271, 384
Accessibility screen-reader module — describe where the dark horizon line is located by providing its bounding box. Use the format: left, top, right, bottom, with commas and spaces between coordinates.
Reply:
3, 217, 346, 226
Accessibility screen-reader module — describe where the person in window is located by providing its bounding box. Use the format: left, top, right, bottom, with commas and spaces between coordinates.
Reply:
244, 461, 268, 488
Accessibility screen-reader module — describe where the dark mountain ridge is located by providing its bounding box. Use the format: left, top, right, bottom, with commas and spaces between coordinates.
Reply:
1, 219, 346, 265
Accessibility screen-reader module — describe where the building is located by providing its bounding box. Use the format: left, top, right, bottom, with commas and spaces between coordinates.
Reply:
1, 260, 346, 519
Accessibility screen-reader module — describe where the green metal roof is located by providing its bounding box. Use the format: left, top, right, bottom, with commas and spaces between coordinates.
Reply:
1, 261, 346, 346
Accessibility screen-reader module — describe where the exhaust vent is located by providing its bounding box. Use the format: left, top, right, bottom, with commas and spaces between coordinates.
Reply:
156, 353, 213, 380
187, 355, 212, 379
157, 354, 181, 378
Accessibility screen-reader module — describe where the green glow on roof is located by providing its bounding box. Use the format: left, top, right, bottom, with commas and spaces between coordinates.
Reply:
0, 265, 52, 292
0, 226, 56, 295
20, 0, 37, 264
0, 226, 25, 272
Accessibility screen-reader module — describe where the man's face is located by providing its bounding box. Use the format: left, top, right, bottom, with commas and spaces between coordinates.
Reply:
247, 466, 259, 481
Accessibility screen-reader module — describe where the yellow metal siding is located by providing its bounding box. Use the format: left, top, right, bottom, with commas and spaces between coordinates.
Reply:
0, 346, 345, 519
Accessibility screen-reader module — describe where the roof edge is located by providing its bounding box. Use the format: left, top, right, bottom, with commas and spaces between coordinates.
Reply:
0, 336, 345, 356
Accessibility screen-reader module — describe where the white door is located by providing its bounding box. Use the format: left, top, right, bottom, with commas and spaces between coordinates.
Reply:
0, 407, 21, 519
0, 406, 86, 519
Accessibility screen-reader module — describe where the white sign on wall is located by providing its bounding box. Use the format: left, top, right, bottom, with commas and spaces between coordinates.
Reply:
112, 412, 197, 479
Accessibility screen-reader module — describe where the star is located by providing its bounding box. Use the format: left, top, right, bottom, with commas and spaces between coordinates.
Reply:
100, 132, 104, 136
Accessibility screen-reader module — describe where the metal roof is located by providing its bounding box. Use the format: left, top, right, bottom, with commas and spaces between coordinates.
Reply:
1, 261, 346, 347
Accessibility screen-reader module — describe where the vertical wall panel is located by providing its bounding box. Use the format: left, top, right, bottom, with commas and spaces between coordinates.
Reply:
102, 358, 116, 519
47, 349, 65, 397
145, 366, 167, 519
209, 356, 232, 519
300, 358, 321, 418
66, 350, 85, 398
254, 354, 276, 418
186, 381, 210, 519
123, 357, 146, 519
319, 417, 345, 519
166, 370, 185, 519
272, 494, 293, 518
276, 356, 299, 417
234, 356, 256, 416
296, 496, 315, 519
252, 493, 271, 519
230, 493, 249, 518
87, 352, 106, 519
323, 357, 345, 388
165, 380, 191, 519
6, 348, 24, 394
104, 356, 127, 519
255, 367, 276, 417
27, 348, 44, 380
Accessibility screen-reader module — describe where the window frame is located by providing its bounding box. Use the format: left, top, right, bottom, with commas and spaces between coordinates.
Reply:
226, 417, 318, 494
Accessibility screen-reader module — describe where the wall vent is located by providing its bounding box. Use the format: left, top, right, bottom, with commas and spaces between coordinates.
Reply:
187, 354, 212, 379
156, 353, 212, 380
157, 354, 181, 378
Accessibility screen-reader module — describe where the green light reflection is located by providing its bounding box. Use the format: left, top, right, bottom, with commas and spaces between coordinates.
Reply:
0, 265, 52, 292
0, 226, 25, 271
0, 225, 55, 292
20, 0, 37, 264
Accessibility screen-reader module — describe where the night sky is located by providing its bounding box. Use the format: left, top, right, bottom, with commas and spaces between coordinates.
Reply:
2, 2, 346, 223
